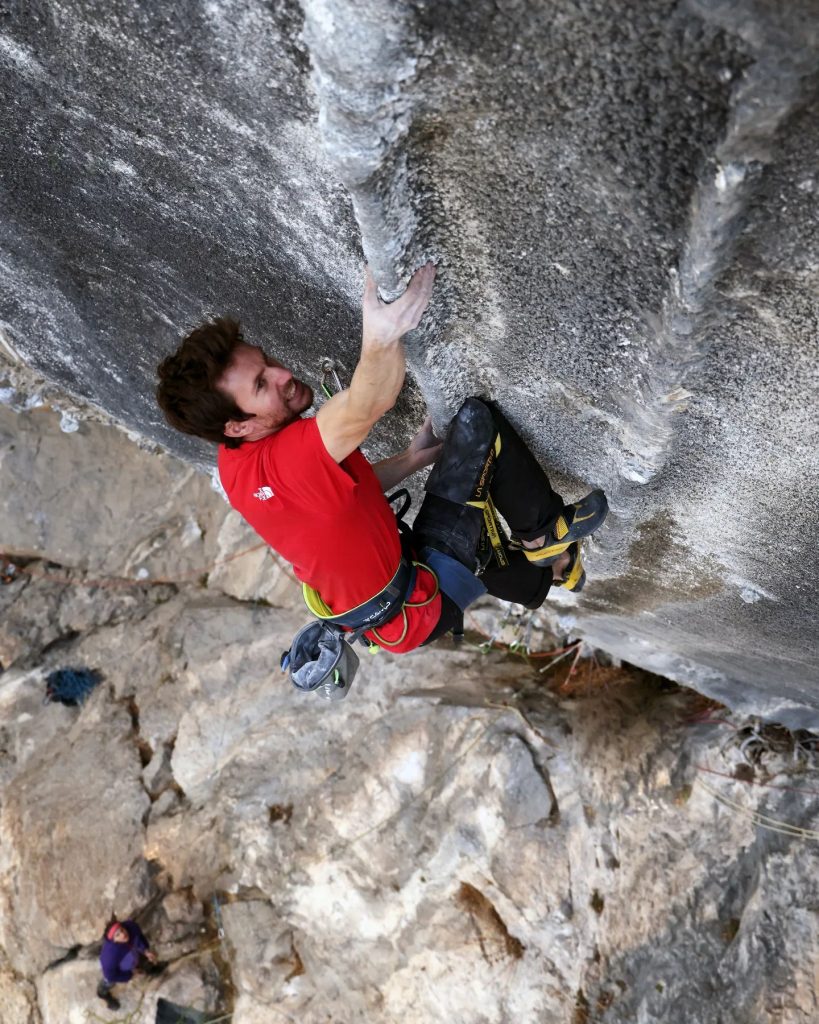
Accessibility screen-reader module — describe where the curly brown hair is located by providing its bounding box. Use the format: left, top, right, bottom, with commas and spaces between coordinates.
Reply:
156, 318, 251, 448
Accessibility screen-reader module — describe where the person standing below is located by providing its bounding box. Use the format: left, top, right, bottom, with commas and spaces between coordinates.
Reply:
97, 918, 160, 1011
156, 264, 607, 663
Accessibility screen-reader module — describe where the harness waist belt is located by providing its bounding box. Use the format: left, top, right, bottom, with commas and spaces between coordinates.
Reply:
302, 555, 417, 633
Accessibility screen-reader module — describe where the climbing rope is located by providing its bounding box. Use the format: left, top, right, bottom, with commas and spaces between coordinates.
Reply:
465, 611, 580, 663
695, 762, 819, 798
695, 776, 819, 842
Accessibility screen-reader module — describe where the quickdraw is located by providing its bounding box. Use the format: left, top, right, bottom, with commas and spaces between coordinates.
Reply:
320, 357, 345, 399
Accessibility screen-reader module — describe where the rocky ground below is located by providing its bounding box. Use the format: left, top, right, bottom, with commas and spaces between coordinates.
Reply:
0, 397, 817, 1024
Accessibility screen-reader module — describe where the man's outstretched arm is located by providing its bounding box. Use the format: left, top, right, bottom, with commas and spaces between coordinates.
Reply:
372, 416, 443, 491
316, 263, 435, 464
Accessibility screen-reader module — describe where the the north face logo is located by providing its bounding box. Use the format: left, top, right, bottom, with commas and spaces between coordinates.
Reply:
254, 486, 274, 501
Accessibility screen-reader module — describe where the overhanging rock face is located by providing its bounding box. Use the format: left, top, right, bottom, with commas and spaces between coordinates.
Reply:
1, 1, 818, 723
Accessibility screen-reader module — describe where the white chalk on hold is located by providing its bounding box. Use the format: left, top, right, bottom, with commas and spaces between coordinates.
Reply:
729, 573, 775, 604
136, 567, 150, 580
621, 463, 651, 484
111, 158, 136, 178
210, 468, 228, 501
181, 517, 203, 545
714, 162, 746, 193
59, 411, 80, 433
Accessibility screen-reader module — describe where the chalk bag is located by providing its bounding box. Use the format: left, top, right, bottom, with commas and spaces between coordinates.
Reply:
280, 621, 359, 702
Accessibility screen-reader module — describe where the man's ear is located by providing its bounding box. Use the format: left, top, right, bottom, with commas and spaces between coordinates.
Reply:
224, 418, 253, 438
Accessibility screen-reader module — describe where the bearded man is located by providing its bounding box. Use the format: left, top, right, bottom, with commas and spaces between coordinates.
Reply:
156, 265, 607, 681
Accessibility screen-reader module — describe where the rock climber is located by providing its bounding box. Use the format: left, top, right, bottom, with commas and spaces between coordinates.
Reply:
156, 265, 607, 688
97, 917, 162, 1011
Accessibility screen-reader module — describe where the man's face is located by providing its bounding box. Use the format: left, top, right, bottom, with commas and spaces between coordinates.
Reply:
112, 926, 129, 943
218, 343, 314, 441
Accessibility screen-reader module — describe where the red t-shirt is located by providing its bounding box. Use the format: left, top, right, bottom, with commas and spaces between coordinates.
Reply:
218, 417, 441, 653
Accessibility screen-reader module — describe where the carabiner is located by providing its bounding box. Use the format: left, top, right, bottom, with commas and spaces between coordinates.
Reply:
320, 358, 344, 399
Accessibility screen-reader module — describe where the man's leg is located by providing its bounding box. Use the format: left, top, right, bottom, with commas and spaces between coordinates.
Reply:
414, 398, 557, 613
97, 979, 121, 1011
461, 399, 606, 578
480, 401, 588, 592
413, 491, 484, 571
416, 397, 595, 614
481, 400, 565, 545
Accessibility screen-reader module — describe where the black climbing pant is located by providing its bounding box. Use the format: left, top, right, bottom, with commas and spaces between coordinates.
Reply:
97, 979, 121, 1011
413, 397, 565, 641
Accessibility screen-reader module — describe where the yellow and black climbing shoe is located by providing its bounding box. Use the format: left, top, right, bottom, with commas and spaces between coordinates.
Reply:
554, 542, 585, 592
522, 488, 608, 567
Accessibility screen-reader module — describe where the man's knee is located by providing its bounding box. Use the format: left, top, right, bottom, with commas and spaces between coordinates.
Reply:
452, 396, 500, 438
425, 397, 499, 506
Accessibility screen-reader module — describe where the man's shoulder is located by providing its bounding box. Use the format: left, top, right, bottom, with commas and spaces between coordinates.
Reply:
221, 417, 316, 456
219, 419, 321, 498
263, 417, 320, 462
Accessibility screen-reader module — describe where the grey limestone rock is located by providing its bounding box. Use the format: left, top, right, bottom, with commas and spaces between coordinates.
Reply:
1, 0, 818, 722
1, 6, 819, 1021
0, 405, 817, 1022
0, 694, 151, 975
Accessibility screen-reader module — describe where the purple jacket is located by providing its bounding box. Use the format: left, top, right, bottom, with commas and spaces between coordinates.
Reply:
99, 920, 149, 984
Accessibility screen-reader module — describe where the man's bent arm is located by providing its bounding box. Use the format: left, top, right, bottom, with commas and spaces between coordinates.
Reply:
317, 264, 435, 464
372, 451, 422, 492
372, 415, 443, 491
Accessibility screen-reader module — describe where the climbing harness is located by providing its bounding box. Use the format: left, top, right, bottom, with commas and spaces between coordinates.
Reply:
302, 528, 417, 635
281, 488, 439, 701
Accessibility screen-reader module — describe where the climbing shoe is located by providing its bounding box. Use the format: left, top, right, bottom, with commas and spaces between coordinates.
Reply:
521, 488, 608, 567
102, 994, 121, 1011
554, 542, 585, 592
